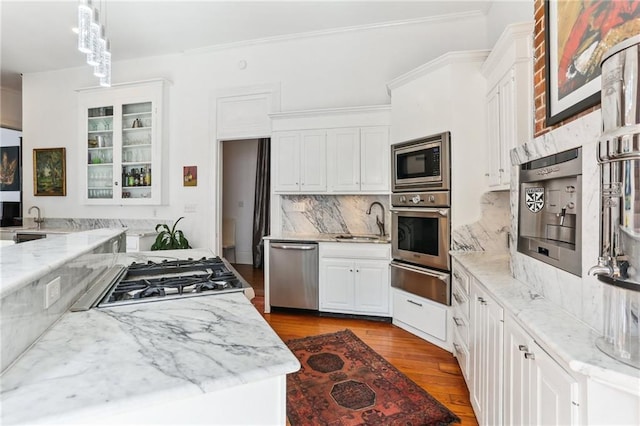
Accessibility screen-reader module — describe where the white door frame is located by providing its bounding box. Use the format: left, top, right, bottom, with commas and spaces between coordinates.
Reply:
210, 83, 281, 257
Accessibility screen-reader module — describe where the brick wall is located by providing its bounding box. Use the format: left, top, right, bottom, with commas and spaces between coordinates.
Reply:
532, 0, 600, 137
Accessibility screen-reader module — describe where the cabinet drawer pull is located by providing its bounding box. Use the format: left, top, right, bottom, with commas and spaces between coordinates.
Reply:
518, 344, 528, 352
477, 296, 485, 303
453, 292, 464, 304
453, 317, 464, 327
453, 343, 461, 354
407, 299, 423, 307
453, 271, 461, 280
524, 352, 535, 360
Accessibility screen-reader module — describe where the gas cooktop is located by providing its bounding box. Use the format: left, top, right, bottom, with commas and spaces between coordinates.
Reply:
71, 256, 250, 311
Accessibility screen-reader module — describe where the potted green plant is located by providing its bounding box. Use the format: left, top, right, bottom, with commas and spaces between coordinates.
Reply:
151, 216, 192, 250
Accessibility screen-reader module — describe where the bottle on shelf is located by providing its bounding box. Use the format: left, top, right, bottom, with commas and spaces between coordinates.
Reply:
146, 167, 151, 186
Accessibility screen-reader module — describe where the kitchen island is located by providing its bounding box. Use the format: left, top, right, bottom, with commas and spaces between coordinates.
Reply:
1, 244, 300, 425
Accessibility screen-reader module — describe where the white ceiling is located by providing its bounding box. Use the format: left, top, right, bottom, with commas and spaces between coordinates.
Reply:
0, 0, 492, 91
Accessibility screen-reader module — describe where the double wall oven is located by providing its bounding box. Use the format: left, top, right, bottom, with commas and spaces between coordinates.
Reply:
390, 131, 451, 306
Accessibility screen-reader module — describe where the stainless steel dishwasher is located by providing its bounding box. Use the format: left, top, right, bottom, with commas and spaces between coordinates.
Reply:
269, 241, 318, 310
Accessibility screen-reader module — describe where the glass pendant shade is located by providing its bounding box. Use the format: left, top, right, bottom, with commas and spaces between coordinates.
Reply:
99, 50, 112, 87
77, 1, 93, 53
87, 10, 101, 66
94, 34, 107, 77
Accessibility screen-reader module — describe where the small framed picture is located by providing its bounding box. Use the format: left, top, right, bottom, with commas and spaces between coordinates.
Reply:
183, 166, 197, 187
33, 148, 66, 196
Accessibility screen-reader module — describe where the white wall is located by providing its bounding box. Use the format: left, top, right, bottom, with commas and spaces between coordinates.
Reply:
20, 12, 500, 250
222, 139, 258, 264
486, 0, 534, 47
0, 86, 22, 130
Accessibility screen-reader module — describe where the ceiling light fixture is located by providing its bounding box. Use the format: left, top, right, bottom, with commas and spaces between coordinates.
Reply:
77, 0, 111, 87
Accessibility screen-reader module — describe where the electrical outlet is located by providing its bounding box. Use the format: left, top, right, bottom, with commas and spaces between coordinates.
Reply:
45, 277, 61, 309
291, 202, 306, 212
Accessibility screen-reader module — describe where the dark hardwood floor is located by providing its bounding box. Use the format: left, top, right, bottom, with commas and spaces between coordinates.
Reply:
232, 263, 478, 425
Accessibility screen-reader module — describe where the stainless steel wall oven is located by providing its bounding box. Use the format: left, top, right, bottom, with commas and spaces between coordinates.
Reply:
390, 132, 451, 306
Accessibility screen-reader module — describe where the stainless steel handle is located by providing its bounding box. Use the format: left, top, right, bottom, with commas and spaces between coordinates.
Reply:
518, 344, 528, 352
390, 261, 449, 281
453, 317, 464, 327
524, 352, 535, 360
270, 243, 316, 250
407, 299, 423, 307
452, 291, 464, 304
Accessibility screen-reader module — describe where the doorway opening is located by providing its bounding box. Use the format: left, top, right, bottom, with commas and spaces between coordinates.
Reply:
221, 138, 270, 295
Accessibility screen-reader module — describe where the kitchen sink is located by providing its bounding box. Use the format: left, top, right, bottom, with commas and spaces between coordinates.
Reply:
14, 232, 47, 243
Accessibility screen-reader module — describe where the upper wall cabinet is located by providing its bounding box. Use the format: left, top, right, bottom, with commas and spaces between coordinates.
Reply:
270, 106, 391, 194
272, 130, 327, 192
77, 79, 168, 205
327, 126, 389, 193
481, 22, 534, 190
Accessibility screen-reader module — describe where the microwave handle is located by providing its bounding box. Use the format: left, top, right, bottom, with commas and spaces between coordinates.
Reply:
390, 261, 450, 281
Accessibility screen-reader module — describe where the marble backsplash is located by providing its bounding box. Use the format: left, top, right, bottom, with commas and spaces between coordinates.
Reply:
451, 191, 511, 253
21, 218, 169, 232
280, 195, 390, 235
509, 110, 604, 332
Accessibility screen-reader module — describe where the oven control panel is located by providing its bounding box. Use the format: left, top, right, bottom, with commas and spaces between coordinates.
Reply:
392, 191, 450, 208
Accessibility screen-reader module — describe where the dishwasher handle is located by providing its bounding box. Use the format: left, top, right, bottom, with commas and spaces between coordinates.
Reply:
270, 243, 317, 251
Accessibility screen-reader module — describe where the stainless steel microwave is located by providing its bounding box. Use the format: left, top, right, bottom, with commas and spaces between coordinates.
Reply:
391, 132, 450, 192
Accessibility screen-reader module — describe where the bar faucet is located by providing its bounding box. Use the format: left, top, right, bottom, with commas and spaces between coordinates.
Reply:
366, 201, 386, 237
28, 206, 44, 230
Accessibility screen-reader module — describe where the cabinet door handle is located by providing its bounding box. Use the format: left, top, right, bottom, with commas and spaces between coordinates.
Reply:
518, 344, 528, 352
524, 352, 535, 360
349, 269, 353, 272
453, 271, 461, 280
453, 317, 464, 327
356, 269, 359, 273
407, 299, 423, 307
453, 343, 461, 354
453, 292, 464, 304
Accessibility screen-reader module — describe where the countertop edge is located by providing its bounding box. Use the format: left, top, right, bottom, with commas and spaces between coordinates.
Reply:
450, 251, 640, 395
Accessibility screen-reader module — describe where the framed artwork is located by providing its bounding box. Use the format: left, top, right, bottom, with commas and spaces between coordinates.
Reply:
545, 0, 640, 126
183, 166, 197, 187
33, 148, 66, 196
0, 146, 20, 192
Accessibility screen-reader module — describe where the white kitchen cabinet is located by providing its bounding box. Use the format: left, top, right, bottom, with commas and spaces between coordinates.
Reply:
481, 22, 533, 190
504, 314, 580, 426
272, 130, 326, 192
451, 261, 471, 384
327, 126, 389, 193
470, 278, 504, 426
78, 79, 166, 205
319, 243, 390, 316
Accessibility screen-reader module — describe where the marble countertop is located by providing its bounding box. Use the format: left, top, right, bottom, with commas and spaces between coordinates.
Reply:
0, 228, 125, 299
451, 251, 640, 394
0, 292, 300, 425
264, 233, 390, 244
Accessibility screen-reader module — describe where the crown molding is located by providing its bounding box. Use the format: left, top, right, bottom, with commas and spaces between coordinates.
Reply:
481, 21, 534, 77
184, 10, 486, 56
386, 50, 490, 93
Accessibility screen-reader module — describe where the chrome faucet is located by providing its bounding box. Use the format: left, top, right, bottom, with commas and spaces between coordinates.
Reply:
366, 201, 386, 237
28, 206, 44, 230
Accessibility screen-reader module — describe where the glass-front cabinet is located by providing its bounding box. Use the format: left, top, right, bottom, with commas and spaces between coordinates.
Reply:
79, 80, 165, 205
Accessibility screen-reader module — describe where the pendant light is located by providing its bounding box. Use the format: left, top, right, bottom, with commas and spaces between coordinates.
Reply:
87, 9, 101, 66
77, 0, 92, 53
77, 0, 111, 86
99, 41, 112, 87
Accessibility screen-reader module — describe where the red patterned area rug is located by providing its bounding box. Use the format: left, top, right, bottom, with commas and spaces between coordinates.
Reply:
285, 329, 460, 426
